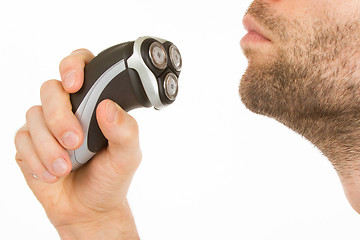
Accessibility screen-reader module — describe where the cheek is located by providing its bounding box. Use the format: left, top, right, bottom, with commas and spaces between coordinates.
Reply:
267, 0, 322, 19
269, 0, 357, 27
331, 1, 360, 22
309, 0, 360, 26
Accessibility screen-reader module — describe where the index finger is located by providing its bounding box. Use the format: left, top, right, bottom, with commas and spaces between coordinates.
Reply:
59, 49, 95, 93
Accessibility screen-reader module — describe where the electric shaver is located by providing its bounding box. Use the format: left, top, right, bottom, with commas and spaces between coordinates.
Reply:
68, 36, 182, 170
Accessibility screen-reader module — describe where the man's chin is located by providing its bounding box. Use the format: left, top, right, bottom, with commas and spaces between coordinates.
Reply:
242, 46, 277, 65
239, 65, 279, 118
239, 57, 302, 121
239, 77, 273, 117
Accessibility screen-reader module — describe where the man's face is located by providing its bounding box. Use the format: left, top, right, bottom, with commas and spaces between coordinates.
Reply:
240, 0, 360, 120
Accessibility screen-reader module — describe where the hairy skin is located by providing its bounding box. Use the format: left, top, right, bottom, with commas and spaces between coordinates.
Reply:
240, 1, 360, 212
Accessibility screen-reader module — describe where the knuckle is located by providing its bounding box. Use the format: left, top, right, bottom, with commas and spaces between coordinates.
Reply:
59, 53, 74, 67
46, 111, 67, 131
15, 156, 24, 168
26, 105, 42, 121
133, 150, 142, 167
14, 128, 30, 145
60, 49, 94, 78
15, 152, 22, 161
60, 50, 90, 74
131, 120, 140, 137
15, 128, 29, 139
121, 119, 139, 144
40, 79, 61, 96
130, 116, 140, 133
71, 48, 91, 55
59, 57, 69, 71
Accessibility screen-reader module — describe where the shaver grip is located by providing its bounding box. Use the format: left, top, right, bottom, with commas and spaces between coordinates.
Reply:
69, 41, 151, 168
82, 68, 150, 152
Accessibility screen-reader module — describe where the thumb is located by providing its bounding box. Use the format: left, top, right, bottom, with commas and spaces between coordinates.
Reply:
95, 99, 142, 176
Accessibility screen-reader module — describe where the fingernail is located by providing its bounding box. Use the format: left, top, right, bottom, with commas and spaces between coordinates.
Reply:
52, 158, 68, 175
106, 100, 120, 123
43, 171, 57, 182
63, 71, 76, 89
61, 131, 79, 149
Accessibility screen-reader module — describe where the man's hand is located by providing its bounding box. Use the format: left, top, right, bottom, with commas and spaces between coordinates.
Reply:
14, 49, 141, 240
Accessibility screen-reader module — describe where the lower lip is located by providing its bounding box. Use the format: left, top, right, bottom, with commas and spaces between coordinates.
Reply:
240, 31, 271, 46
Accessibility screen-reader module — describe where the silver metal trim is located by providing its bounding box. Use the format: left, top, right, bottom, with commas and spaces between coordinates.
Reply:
69, 60, 127, 170
152, 37, 167, 44
127, 36, 166, 110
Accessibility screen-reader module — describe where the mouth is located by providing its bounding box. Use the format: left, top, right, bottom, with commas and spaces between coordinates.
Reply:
241, 14, 272, 47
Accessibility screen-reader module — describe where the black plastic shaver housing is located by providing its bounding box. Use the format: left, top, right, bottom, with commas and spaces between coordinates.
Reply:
68, 36, 182, 170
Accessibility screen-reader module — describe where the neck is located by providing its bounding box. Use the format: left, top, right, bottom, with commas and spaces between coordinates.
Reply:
278, 112, 360, 213
280, 112, 360, 176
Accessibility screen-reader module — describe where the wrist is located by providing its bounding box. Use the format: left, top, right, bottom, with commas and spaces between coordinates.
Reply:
55, 202, 139, 240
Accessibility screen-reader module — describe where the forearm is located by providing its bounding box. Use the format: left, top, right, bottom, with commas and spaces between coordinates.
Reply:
56, 202, 139, 240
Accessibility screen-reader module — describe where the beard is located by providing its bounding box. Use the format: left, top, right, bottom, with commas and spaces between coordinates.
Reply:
239, 1, 360, 124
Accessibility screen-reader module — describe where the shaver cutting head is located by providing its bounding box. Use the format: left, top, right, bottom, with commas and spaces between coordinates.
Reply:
127, 36, 182, 110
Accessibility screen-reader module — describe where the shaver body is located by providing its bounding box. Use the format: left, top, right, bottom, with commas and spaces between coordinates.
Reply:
69, 36, 182, 170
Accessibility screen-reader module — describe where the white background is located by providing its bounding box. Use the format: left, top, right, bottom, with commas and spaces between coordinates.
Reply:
1, 0, 359, 239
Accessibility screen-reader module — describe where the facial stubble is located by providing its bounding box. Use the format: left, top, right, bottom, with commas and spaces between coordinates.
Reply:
239, 2, 360, 177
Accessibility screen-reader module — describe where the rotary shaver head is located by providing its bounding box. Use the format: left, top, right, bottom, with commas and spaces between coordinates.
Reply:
127, 36, 182, 109
69, 36, 182, 170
